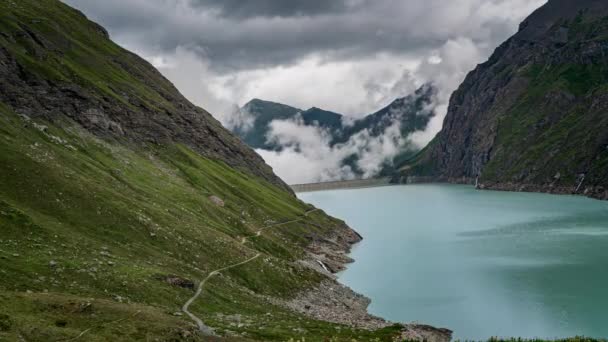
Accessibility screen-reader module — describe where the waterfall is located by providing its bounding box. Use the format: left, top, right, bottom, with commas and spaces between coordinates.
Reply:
316, 260, 329, 273
575, 174, 586, 192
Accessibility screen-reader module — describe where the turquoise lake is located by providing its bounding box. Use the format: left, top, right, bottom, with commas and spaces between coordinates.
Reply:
298, 184, 608, 340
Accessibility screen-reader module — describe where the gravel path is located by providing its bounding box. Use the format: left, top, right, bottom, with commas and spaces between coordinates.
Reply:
181, 208, 319, 335
182, 253, 261, 335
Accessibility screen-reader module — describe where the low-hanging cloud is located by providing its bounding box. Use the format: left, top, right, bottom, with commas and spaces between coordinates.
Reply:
257, 117, 356, 183
255, 92, 433, 184
65, 0, 546, 116
257, 118, 405, 184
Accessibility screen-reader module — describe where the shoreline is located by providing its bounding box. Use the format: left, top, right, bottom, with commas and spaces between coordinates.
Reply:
478, 182, 608, 201
398, 175, 608, 201
285, 207, 453, 342
295, 180, 608, 341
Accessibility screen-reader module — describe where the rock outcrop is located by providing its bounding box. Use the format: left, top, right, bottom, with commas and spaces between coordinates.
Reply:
0, 1, 290, 192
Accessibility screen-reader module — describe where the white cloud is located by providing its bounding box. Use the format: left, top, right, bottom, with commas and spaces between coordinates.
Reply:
256, 117, 357, 184
256, 110, 412, 183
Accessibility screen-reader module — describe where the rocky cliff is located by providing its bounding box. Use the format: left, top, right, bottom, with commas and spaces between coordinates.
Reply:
398, 0, 608, 200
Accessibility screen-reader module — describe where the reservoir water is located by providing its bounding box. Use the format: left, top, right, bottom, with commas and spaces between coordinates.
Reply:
298, 184, 608, 340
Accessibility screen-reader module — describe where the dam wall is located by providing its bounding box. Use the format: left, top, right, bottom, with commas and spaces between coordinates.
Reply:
291, 178, 391, 193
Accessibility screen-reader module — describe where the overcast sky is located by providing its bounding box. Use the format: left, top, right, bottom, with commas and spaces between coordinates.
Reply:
64, 0, 546, 182
65, 0, 545, 116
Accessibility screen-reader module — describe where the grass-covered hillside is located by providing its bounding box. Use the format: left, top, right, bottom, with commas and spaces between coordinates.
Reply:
0, 0, 288, 192
0, 103, 408, 341
0, 0, 431, 340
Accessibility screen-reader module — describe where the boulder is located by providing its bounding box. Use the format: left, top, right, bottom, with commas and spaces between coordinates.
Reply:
208, 195, 224, 207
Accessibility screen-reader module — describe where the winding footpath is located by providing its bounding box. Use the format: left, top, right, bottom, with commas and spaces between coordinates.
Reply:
182, 208, 320, 335
181, 253, 261, 335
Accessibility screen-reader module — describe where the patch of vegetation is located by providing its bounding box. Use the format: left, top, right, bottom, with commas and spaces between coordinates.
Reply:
482, 60, 608, 185
0, 0, 174, 112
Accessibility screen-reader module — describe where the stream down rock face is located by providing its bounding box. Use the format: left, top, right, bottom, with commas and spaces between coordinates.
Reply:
398, 0, 608, 200
0, 2, 290, 193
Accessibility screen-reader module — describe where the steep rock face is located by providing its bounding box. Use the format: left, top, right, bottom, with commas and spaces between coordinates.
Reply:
0, 0, 290, 192
400, 0, 608, 199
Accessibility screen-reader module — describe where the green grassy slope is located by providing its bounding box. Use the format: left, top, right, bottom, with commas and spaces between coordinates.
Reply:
0, 0, 288, 191
479, 12, 608, 190
0, 0, 412, 340
0, 100, 407, 341
481, 60, 608, 186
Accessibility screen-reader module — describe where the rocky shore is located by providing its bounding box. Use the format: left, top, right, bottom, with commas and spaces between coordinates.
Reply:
302, 215, 363, 273
275, 279, 453, 342
282, 212, 453, 342
398, 175, 608, 201
479, 182, 608, 201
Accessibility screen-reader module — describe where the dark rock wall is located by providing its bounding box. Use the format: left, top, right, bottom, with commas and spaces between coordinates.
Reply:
400, 0, 608, 200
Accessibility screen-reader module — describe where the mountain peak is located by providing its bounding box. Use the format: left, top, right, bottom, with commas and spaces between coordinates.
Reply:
516, 0, 608, 42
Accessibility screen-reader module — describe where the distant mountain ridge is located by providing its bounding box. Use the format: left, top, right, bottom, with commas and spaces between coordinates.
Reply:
233, 84, 437, 177
233, 99, 344, 150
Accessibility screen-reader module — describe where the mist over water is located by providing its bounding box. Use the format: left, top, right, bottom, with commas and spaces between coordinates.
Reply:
299, 184, 608, 340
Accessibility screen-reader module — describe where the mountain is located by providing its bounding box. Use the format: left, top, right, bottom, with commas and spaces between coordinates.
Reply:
0, 1, 450, 341
397, 0, 608, 200
300, 107, 345, 134
233, 99, 343, 150
337, 85, 437, 144
0, 6, 288, 192
339, 85, 438, 175
234, 84, 437, 176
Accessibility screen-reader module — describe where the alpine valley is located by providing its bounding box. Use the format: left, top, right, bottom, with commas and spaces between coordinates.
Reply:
0, 0, 450, 341
2, 0, 608, 341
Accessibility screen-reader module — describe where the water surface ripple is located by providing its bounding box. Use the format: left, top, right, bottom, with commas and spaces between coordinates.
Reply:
299, 184, 608, 340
